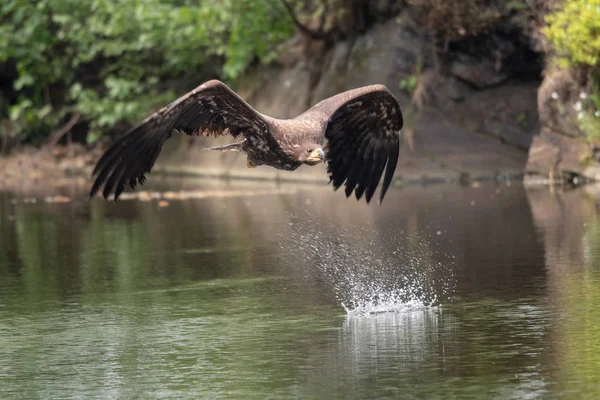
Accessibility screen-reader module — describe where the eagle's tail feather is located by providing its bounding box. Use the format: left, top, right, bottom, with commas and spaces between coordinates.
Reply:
202, 141, 244, 152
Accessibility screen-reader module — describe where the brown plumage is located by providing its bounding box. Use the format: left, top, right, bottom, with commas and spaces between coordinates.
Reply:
90, 80, 403, 204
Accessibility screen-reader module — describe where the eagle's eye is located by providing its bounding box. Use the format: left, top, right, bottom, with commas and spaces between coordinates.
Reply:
306, 149, 312, 154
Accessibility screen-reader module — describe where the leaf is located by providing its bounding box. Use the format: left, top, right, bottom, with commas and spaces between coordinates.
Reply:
86, 129, 102, 144
9, 99, 32, 121
37, 104, 52, 120
14, 73, 35, 90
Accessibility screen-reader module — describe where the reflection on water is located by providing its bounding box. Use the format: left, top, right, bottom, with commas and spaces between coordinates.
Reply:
1, 181, 600, 398
528, 187, 600, 395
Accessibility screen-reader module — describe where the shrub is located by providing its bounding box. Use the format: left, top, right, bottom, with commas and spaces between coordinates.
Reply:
543, 0, 600, 69
543, 0, 600, 140
0, 0, 294, 146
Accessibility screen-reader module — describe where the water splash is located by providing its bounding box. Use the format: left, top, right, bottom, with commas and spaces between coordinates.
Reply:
342, 290, 436, 316
280, 212, 455, 316
334, 260, 442, 316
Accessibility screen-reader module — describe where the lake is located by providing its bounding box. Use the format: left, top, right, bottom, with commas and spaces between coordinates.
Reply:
1, 179, 599, 399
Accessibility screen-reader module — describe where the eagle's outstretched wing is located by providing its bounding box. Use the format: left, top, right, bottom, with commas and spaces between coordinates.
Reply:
307, 85, 403, 204
90, 80, 269, 200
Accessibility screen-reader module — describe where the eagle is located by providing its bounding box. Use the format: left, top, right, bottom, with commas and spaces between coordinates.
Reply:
90, 80, 403, 204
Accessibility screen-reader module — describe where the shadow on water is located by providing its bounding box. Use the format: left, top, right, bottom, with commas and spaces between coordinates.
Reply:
1, 180, 600, 398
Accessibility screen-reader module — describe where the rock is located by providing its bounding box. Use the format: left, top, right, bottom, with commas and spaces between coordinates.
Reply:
445, 76, 470, 101
240, 64, 314, 119
423, 71, 539, 150
153, 11, 541, 183
450, 56, 509, 89
524, 67, 600, 182
536, 68, 583, 138
310, 13, 423, 104
525, 128, 592, 180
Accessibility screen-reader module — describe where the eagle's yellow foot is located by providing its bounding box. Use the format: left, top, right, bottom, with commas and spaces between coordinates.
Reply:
247, 160, 257, 168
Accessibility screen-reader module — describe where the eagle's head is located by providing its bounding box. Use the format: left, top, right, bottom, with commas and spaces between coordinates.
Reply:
296, 143, 325, 166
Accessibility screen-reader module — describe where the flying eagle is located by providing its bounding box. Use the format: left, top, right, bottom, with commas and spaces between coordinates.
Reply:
90, 80, 403, 204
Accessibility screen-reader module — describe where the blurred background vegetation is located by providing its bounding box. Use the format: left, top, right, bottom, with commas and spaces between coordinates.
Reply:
0, 0, 599, 152
543, 0, 600, 140
0, 0, 294, 150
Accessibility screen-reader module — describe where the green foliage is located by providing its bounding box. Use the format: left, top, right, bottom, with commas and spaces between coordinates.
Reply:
399, 55, 423, 95
0, 0, 294, 145
543, 0, 600, 68
543, 1, 600, 141
399, 76, 418, 94
506, 1, 528, 12
222, 0, 295, 80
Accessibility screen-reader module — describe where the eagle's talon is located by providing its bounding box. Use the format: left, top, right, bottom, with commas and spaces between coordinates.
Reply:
247, 160, 257, 168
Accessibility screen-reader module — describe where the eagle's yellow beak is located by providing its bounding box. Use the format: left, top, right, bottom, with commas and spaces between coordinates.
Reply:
306, 148, 325, 165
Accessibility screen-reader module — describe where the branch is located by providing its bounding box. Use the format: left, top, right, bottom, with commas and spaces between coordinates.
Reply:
281, 0, 333, 41
46, 111, 81, 149
317, 1, 329, 33
1, 120, 13, 155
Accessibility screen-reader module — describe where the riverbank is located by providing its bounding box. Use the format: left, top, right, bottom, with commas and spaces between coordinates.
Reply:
0, 135, 527, 198
2, 2, 598, 187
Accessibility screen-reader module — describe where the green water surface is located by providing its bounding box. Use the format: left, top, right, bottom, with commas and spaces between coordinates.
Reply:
1, 182, 599, 399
